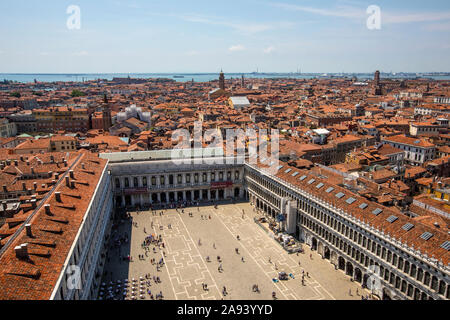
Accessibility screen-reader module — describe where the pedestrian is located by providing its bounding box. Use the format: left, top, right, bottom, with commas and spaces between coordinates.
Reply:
241, 256, 245, 262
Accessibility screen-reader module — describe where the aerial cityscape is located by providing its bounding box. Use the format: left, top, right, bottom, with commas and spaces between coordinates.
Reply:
0, 0, 449, 304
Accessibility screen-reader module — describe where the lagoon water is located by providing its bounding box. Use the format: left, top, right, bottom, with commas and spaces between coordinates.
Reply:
1, 73, 449, 84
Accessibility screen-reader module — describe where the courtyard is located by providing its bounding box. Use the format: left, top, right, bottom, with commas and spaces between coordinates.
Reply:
100, 202, 368, 300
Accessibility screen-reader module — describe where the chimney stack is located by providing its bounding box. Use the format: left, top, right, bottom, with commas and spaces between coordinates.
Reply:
25, 224, 32, 237
69, 170, 74, 179
44, 204, 51, 214
55, 192, 61, 202
65, 176, 70, 187
14, 243, 29, 260
33, 182, 37, 190
70, 181, 75, 189
14, 160, 18, 166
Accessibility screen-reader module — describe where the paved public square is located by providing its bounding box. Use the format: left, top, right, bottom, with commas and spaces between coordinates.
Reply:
100, 202, 367, 300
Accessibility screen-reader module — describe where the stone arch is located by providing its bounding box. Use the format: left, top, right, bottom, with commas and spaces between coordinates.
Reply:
354, 268, 362, 283
346, 262, 354, 277
324, 246, 331, 260
338, 256, 345, 270
311, 237, 318, 251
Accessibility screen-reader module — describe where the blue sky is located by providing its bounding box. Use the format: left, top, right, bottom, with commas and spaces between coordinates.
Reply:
0, 0, 449, 73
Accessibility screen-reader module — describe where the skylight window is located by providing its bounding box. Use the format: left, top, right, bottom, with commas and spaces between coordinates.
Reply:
359, 203, 368, 210
325, 187, 334, 193
346, 197, 356, 204
307, 178, 315, 185
372, 208, 383, 216
386, 215, 398, 223
440, 241, 450, 251
402, 223, 414, 231
420, 232, 433, 241
335, 192, 345, 199
316, 183, 324, 189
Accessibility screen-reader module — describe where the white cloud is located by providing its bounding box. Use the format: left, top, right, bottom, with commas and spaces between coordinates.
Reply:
272, 2, 450, 25
175, 13, 293, 35
229, 45, 245, 52
271, 2, 364, 19
263, 46, 275, 54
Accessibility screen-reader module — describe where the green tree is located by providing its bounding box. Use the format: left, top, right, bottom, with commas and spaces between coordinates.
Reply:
71, 89, 86, 97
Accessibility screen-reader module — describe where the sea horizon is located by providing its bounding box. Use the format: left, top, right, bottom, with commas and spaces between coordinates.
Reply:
1, 72, 450, 84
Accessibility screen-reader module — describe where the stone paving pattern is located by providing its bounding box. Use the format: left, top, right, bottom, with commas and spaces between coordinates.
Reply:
102, 202, 367, 300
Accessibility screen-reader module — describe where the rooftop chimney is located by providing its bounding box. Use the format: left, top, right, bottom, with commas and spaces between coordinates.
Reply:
14, 160, 18, 166
55, 192, 61, 202
15, 243, 29, 260
70, 181, 75, 189
33, 182, 37, 190
25, 224, 32, 237
44, 204, 51, 215
65, 176, 70, 187
69, 170, 74, 179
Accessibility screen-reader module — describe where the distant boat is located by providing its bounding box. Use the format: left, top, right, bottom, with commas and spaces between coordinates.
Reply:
173, 75, 185, 78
